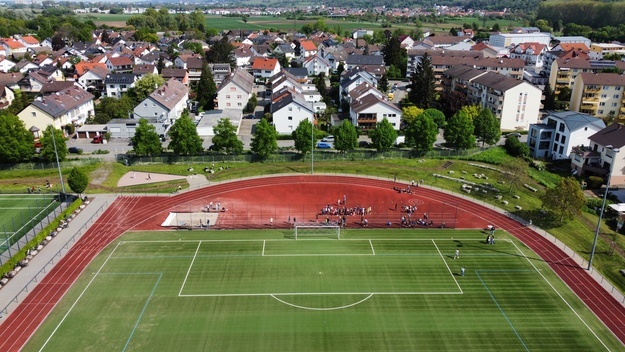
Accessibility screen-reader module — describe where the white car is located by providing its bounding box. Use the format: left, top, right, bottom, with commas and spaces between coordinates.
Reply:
322, 135, 334, 142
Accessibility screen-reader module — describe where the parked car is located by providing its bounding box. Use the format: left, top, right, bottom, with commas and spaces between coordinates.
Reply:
316, 142, 333, 149
506, 133, 522, 139
68, 147, 83, 154
243, 114, 256, 119
92, 135, 103, 144
322, 135, 334, 142
358, 141, 371, 148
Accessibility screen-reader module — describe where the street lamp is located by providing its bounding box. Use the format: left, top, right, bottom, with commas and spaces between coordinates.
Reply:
588, 144, 619, 270
48, 125, 66, 201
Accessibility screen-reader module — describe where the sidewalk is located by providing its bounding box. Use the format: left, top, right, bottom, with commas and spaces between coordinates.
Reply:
0, 194, 116, 319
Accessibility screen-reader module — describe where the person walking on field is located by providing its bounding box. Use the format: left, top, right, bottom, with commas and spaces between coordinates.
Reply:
454, 249, 459, 260
461, 267, 465, 276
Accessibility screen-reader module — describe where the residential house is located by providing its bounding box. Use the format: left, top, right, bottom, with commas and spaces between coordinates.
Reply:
104, 73, 136, 98
271, 87, 315, 134
16, 35, 40, 48
540, 47, 589, 78
106, 56, 133, 73
33, 54, 53, 67
510, 42, 547, 69
527, 111, 605, 160
299, 40, 318, 58
77, 66, 109, 93
17, 72, 52, 93
41, 81, 76, 95
350, 93, 401, 131
18, 86, 94, 132
302, 54, 331, 76
442, 66, 543, 131
0, 72, 23, 91
132, 64, 157, 79
0, 56, 15, 73
550, 58, 625, 96
570, 123, 625, 184
184, 57, 204, 83
37, 65, 65, 81
345, 55, 385, 79
0, 84, 14, 109
1, 38, 26, 57
251, 57, 281, 82
210, 63, 232, 86
132, 78, 189, 135
216, 69, 254, 110
589, 43, 625, 60
427, 36, 473, 49
570, 72, 625, 121
15, 59, 39, 74
339, 67, 378, 99
274, 44, 296, 61
161, 68, 189, 86
234, 45, 254, 68
347, 82, 385, 104
399, 36, 415, 49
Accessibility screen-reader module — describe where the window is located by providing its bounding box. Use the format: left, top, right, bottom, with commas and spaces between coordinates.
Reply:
226, 95, 230, 99
601, 94, 607, 98
599, 110, 604, 114
558, 123, 565, 132
237, 95, 241, 99
237, 102, 242, 106
31, 112, 36, 117
230, 87, 236, 92
288, 107, 293, 111
154, 112, 158, 116
226, 103, 231, 107
603, 86, 609, 89
617, 87, 622, 90
109, 85, 114, 88
288, 116, 293, 120
600, 102, 606, 106
121, 85, 127, 89
613, 103, 618, 107
559, 146, 564, 154
561, 135, 566, 144
144, 103, 147, 106
615, 95, 621, 99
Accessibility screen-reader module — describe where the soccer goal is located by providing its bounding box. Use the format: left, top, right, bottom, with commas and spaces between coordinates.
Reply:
294, 223, 341, 240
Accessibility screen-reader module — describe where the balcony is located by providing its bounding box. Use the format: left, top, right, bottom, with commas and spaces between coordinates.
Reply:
582, 95, 599, 102
357, 117, 377, 124
584, 86, 600, 92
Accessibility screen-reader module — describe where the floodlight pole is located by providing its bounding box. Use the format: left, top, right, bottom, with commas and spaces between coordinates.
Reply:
311, 118, 314, 175
588, 145, 619, 270
49, 125, 66, 200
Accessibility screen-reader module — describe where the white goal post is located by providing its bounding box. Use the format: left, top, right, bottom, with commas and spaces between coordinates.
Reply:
294, 223, 341, 240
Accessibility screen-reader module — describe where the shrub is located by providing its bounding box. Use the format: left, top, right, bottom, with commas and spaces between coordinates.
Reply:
504, 136, 529, 157
587, 176, 604, 189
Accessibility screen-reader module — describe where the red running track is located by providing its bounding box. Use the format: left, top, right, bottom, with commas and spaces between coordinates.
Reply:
0, 175, 623, 351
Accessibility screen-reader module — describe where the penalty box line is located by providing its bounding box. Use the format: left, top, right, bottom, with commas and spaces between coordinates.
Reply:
179, 291, 464, 298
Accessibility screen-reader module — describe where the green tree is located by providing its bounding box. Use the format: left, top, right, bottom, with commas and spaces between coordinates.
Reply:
406, 113, 437, 152
211, 118, 243, 154
244, 93, 258, 113
542, 82, 556, 110
473, 108, 501, 146
370, 118, 398, 152
401, 106, 424, 125
0, 113, 34, 163
541, 177, 586, 222
504, 135, 530, 157
67, 166, 89, 196
409, 52, 436, 108
128, 74, 165, 105
334, 119, 358, 152
40, 126, 67, 163
205, 36, 235, 68
443, 110, 475, 149
250, 118, 277, 160
168, 112, 204, 155
422, 108, 446, 129
459, 105, 481, 121
132, 119, 162, 156
378, 73, 389, 93
314, 73, 327, 97
92, 96, 133, 123
382, 35, 402, 69
292, 119, 315, 155
197, 60, 217, 111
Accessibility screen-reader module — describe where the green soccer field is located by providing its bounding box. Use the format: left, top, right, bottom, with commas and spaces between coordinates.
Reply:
0, 194, 57, 252
25, 229, 623, 351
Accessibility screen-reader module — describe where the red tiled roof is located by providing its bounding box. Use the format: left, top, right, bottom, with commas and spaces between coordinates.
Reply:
21, 36, 39, 45
252, 57, 278, 70
300, 40, 317, 51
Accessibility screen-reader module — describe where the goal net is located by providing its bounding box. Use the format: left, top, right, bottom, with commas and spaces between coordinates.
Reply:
294, 223, 341, 240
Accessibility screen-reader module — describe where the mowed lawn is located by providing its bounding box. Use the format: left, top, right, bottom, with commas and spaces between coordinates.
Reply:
24, 229, 623, 351
0, 194, 56, 250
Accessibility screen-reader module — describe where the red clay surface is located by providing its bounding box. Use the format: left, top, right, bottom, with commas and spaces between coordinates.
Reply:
0, 175, 624, 351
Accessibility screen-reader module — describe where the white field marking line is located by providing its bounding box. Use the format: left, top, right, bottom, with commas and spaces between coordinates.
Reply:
263, 253, 375, 257
0, 207, 37, 209
270, 293, 374, 311
369, 239, 375, 255
119, 238, 490, 244
431, 239, 463, 294
262, 240, 265, 256
38, 241, 124, 352
508, 240, 612, 352
122, 273, 163, 352
179, 291, 463, 297
178, 241, 202, 297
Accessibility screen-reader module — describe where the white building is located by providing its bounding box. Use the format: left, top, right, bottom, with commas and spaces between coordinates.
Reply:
18, 86, 94, 132
216, 69, 254, 110
488, 32, 551, 48
527, 111, 606, 160
271, 87, 314, 134
350, 93, 401, 131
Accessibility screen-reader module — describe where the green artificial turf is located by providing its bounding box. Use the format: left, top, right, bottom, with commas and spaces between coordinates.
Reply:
0, 194, 57, 251
24, 229, 623, 351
